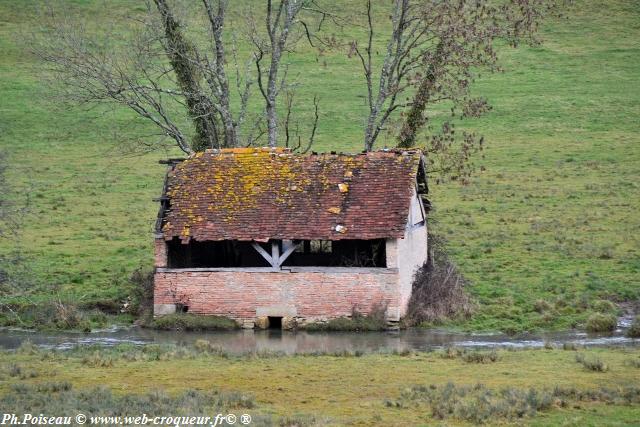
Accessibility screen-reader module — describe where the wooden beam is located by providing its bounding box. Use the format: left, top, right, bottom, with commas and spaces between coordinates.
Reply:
252, 240, 300, 270
278, 240, 299, 265
251, 242, 276, 268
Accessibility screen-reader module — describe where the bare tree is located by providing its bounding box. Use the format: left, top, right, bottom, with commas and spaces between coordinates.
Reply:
247, 0, 325, 148
354, 0, 565, 179
31, 0, 322, 155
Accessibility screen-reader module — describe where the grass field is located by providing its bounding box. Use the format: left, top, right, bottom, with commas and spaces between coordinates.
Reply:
0, 0, 638, 332
2, 344, 640, 425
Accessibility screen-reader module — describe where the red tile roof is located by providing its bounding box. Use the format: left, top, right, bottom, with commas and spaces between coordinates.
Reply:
160, 147, 423, 242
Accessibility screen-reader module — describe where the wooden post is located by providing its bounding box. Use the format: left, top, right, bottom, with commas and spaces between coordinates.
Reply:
271, 241, 280, 269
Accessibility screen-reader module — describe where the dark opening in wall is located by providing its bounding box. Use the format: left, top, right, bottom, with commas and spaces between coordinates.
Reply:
167, 239, 270, 268
176, 303, 189, 313
166, 238, 386, 268
283, 239, 387, 267
268, 316, 283, 329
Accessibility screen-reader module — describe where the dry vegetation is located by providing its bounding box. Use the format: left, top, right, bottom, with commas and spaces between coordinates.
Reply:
1, 343, 640, 425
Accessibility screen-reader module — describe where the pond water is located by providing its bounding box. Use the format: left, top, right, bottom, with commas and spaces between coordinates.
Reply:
0, 318, 637, 354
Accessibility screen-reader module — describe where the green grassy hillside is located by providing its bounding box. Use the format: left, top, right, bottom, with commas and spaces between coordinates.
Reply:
0, 0, 638, 331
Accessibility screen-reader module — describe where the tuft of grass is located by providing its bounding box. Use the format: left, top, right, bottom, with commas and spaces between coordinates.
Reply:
562, 342, 579, 351
0, 383, 262, 423
585, 313, 617, 333
81, 351, 115, 368
460, 349, 500, 364
575, 353, 609, 372
626, 315, 640, 338
534, 299, 553, 313
151, 313, 239, 331
438, 347, 499, 363
388, 382, 640, 424
389, 383, 554, 423
623, 358, 640, 369
590, 299, 618, 314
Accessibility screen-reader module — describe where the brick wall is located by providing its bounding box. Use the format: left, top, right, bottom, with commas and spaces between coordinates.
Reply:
154, 269, 401, 322
154, 237, 168, 268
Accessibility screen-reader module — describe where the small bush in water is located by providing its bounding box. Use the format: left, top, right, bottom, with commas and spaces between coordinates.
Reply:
626, 316, 640, 338
585, 313, 617, 333
152, 314, 239, 331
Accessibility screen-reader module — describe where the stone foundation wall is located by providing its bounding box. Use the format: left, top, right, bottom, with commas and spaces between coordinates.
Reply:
154, 268, 400, 327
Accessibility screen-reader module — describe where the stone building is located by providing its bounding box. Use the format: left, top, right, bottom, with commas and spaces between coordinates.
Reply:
153, 147, 429, 329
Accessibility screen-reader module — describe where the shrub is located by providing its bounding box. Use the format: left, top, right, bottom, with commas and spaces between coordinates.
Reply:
438, 347, 498, 363
8, 363, 22, 377
575, 354, 608, 372
304, 303, 388, 331
439, 346, 464, 359
151, 313, 239, 331
0, 383, 261, 422
591, 300, 617, 314
404, 232, 474, 326
460, 350, 499, 364
82, 351, 115, 368
585, 313, 617, 332
623, 358, 640, 369
16, 340, 39, 355
13, 301, 92, 331
192, 339, 228, 356
129, 268, 154, 318
35, 382, 72, 393
552, 385, 640, 404
626, 316, 640, 338
391, 383, 554, 423
562, 342, 579, 351
534, 299, 552, 313
7, 364, 38, 380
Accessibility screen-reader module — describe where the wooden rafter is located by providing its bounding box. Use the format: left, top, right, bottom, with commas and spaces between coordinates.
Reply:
251, 240, 299, 270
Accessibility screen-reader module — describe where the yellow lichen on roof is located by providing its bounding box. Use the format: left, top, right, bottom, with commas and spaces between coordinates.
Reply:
161, 148, 425, 241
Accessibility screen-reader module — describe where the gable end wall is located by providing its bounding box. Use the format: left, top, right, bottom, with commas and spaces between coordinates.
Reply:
396, 188, 428, 317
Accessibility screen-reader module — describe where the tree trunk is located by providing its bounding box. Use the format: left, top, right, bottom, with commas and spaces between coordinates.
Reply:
397, 44, 443, 149
206, 0, 236, 148
265, 36, 284, 148
154, 0, 219, 151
